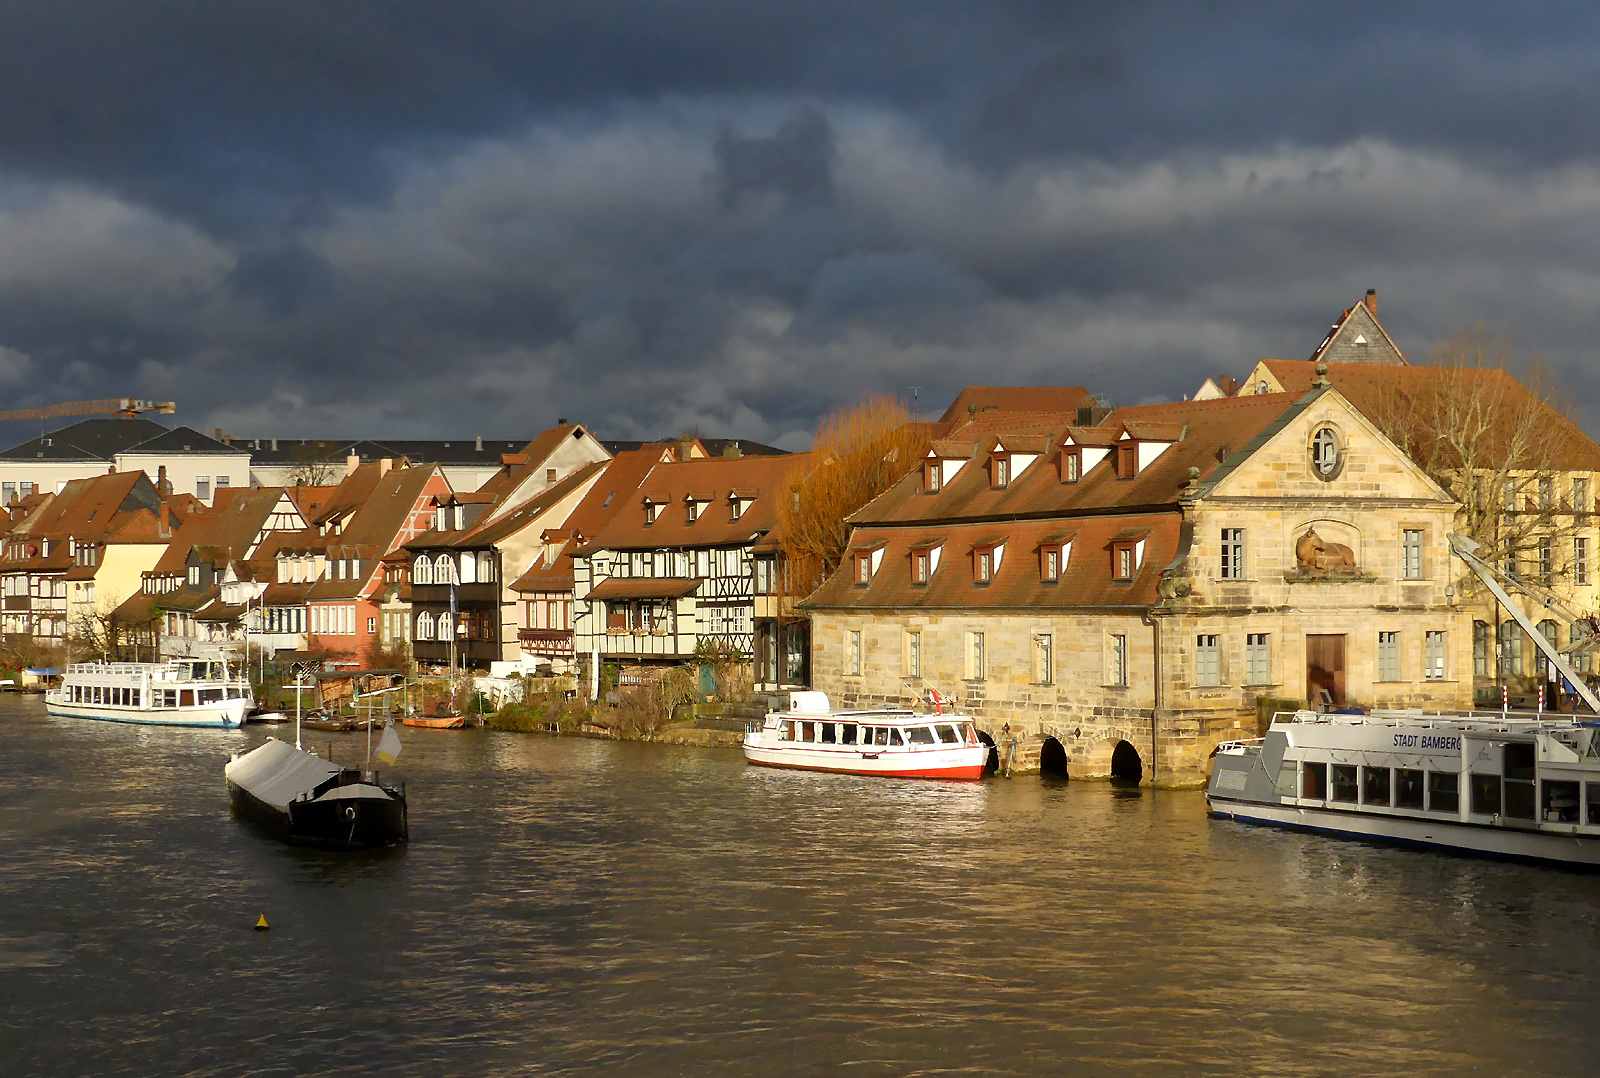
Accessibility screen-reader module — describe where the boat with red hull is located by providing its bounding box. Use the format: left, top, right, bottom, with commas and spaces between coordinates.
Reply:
743, 691, 988, 780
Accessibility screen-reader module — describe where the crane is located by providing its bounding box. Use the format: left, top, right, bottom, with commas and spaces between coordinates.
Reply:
0, 398, 176, 422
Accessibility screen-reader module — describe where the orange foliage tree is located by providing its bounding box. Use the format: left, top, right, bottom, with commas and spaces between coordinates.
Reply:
777, 394, 929, 608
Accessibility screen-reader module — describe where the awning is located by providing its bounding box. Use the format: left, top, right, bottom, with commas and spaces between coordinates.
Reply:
586, 576, 702, 601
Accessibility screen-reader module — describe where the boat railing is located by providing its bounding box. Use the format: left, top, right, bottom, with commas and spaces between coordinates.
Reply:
1214, 737, 1265, 754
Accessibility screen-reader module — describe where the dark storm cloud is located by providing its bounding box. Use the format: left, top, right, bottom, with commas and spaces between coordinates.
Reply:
0, 2, 1598, 448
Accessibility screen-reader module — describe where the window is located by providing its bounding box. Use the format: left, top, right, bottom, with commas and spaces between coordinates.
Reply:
434, 554, 453, 584
1246, 633, 1270, 685
1062, 450, 1080, 484
967, 631, 985, 680
847, 630, 862, 676
1109, 634, 1127, 686
196, 476, 211, 501
1578, 537, 1591, 586
730, 498, 746, 520
1311, 428, 1340, 478
187, 565, 201, 587
1402, 529, 1423, 579
911, 551, 931, 584
438, 612, 453, 639
1195, 635, 1221, 687
991, 455, 1009, 488
1034, 633, 1053, 684
1428, 772, 1459, 813
686, 500, 699, 523
855, 555, 871, 585
1470, 772, 1501, 815
1576, 477, 1591, 515
1330, 764, 1358, 802
1537, 619, 1561, 679
416, 612, 434, 640
1540, 476, 1554, 509
1220, 528, 1245, 580
1113, 544, 1135, 581
1378, 631, 1400, 681
1539, 536, 1554, 585
1503, 478, 1517, 512
1499, 621, 1524, 676
975, 549, 992, 584
1, 482, 13, 505
905, 630, 921, 678
1301, 762, 1327, 799
1116, 444, 1136, 479
1041, 547, 1058, 582
1395, 769, 1424, 809
367, 617, 376, 634
644, 502, 659, 525
413, 555, 432, 585
216, 476, 230, 490
1362, 766, 1391, 806
924, 462, 942, 493
1425, 631, 1447, 680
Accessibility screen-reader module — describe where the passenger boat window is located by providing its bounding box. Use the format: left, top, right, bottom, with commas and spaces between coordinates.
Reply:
935, 724, 958, 744
800, 722, 814, 743
908, 727, 936, 745
1588, 783, 1600, 825
1361, 766, 1392, 806
874, 727, 889, 747
1395, 769, 1424, 809
201, 688, 224, 704
1543, 780, 1580, 823
1302, 761, 1327, 799
890, 728, 905, 746
962, 724, 978, 745
1503, 744, 1536, 819
842, 724, 858, 745
1470, 773, 1501, 815
821, 723, 837, 744
130, 690, 141, 707
162, 690, 178, 708
94, 686, 104, 704
1330, 765, 1357, 802
1428, 772, 1459, 813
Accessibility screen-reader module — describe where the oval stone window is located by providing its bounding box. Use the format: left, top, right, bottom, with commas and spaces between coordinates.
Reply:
1310, 427, 1343, 480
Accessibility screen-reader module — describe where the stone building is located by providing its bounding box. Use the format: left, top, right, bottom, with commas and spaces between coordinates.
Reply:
802, 382, 1470, 784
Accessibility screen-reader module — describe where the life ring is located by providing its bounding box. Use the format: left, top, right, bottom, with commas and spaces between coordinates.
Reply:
343, 804, 358, 822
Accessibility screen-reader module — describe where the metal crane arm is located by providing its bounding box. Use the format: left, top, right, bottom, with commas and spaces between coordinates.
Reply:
0, 398, 176, 423
1448, 532, 1600, 713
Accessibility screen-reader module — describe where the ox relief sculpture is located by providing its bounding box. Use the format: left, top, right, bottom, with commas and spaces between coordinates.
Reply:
1293, 527, 1362, 579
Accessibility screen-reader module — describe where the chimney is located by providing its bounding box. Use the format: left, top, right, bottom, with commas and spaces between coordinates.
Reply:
475, 435, 483, 452
345, 453, 361, 477
159, 502, 171, 539
722, 441, 741, 459
157, 464, 170, 494
558, 417, 568, 425
1364, 288, 1377, 316
214, 428, 224, 442
679, 436, 694, 462
270, 437, 278, 451
379, 458, 393, 476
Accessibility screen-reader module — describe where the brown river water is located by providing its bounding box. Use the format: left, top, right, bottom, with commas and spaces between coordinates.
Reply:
3, 692, 1600, 1076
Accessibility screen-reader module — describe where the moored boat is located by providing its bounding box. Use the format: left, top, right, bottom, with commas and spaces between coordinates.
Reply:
402, 714, 465, 729
1208, 709, 1600, 867
46, 660, 252, 728
225, 738, 408, 849
743, 691, 987, 780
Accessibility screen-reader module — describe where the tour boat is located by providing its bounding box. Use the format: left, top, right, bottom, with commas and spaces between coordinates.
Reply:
1208, 709, 1600, 867
225, 737, 409, 850
46, 660, 253, 729
743, 691, 988, 780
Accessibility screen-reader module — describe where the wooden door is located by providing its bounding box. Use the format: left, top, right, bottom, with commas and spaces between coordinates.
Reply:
1306, 634, 1346, 708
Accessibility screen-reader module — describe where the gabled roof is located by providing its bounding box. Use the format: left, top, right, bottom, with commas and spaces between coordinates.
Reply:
508, 448, 666, 593
119, 425, 250, 457
935, 386, 1095, 431
407, 462, 605, 551
473, 424, 605, 506
582, 452, 812, 552
1308, 292, 1408, 366
147, 486, 292, 574
0, 418, 170, 462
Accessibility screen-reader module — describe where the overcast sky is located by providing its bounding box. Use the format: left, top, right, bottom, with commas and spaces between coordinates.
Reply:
0, 2, 1597, 449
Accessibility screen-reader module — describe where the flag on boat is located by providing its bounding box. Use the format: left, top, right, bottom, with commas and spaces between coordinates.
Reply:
376, 719, 403, 764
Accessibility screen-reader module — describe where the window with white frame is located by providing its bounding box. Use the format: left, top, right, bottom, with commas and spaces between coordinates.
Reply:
1109, 634, 1127, 687
1578, 536, 1591, 586
413, 555, 432, 585
196, 476, 211, 501
1378, 631, 1401, 681
1246, 633, 1270, 685
1034, 632, 1053, 684
966, 631, 985, 680
1196, 635, 1221, 687
1402, 529, 1424, 579
847, 630, 862, 676
1220, 528, 1245, 580
1425, 631, 1447, 680
905, 630, 921, 678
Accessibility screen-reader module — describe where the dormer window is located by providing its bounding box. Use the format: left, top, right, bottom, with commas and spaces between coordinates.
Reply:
730, 497, 746, 521
854, 554, 871, 585
1041, 547, 1058, 582
1116, 444, 1137, 479
971, 541, 1003, 586
686, 500, 700, 523
644, 501, 660, 525
990, 455, 1010, 489
907, 541, 942, 585
924, 461, 942, 494
1061, 450, 1081, 484
1113, 544, 1135, 581
912, 551, 930, 584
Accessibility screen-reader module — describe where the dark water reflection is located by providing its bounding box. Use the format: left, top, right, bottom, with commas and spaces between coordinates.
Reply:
4, 694, 1600, 1075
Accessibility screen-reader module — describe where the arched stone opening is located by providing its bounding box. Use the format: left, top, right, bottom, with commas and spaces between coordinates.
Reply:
977, 731, 999, 776
1039, 736, 1069, 779
1110, 739, 1144, 784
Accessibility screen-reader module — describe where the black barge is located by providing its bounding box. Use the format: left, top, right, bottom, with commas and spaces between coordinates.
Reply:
225, 738, 408, 850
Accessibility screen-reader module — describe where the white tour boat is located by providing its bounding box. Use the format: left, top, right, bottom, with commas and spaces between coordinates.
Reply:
743, 691, 989, 780
46, 660, 254, 729
1208, 709, 1600, 867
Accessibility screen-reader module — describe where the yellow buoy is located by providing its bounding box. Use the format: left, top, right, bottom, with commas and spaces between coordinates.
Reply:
255, 913, 269, 931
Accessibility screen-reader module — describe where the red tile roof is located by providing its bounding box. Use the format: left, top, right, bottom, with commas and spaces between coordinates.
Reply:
581, 452, 813, 553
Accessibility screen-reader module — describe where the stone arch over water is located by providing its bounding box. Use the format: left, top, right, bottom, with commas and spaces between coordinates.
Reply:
1039, 736, 1069, 778
1110, 739, 1144, 784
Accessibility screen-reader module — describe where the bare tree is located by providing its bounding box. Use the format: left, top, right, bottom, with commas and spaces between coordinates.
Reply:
284, 444, 343, 487
777, 394, 929, 607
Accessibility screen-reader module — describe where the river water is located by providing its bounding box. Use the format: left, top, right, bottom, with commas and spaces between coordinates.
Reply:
4, 694, 1600, 1076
